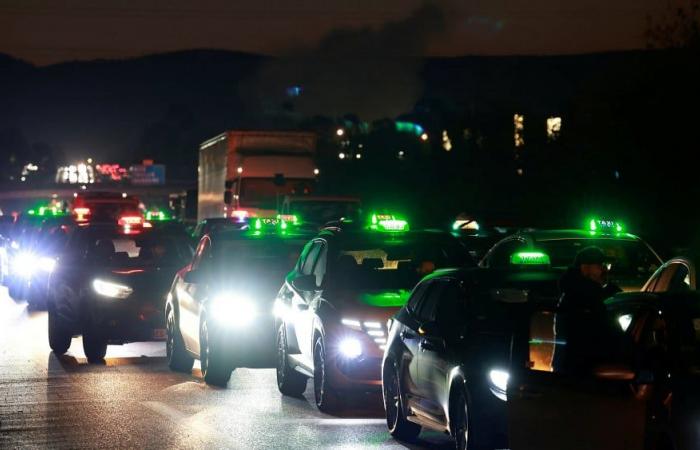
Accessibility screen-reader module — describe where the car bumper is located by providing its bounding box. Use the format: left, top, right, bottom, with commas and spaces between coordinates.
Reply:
90, 296, 165, 343
210, 316, 276, 368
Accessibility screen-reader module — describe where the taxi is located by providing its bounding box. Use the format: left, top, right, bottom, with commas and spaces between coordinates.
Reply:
382, 263, 560, 449
507, 289, 700, 450
165, 217, 313, 386
273, 213, 474, 412
480, 218, 662, 291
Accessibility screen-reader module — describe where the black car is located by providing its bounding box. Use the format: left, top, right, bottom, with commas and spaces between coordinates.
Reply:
47, 224, 193, 362
507, 290, 700, 450
274, 223, 474, 412
382, 266, 560, 449
165, 226, 313, 386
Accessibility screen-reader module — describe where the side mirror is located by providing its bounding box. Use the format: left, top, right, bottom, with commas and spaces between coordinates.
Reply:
292, 274, 319, 292
418, 321, 442, 337
593, 363, 635, 381
223, 191, 233, 205
184, 270, 206, 284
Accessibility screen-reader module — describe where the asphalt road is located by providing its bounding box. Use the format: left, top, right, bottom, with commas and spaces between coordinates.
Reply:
0, 289, 454, 450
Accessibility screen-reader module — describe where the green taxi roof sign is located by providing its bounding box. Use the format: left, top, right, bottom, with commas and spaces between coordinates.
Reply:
369, 212, 409, 232
510, 251, 551, 266
588, 218, 624, 234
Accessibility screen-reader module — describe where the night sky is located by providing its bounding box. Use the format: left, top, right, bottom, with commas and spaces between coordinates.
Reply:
0, 0, 682, 66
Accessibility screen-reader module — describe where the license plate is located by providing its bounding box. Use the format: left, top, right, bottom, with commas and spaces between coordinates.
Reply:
152, 328, 167, 340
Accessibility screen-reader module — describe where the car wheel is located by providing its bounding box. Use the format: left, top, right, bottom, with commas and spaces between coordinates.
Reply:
313, 335, 340, 413
276, 324, 307, 396
452, 389, 471, 450
200, 317, 231, 387
166, 308, 194, 373
384, 360, 421, 441
82, 326, 107, 363
48, 305, 71, 355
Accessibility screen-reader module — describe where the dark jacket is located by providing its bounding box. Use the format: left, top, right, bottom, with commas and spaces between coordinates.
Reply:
551, 267, 621, 372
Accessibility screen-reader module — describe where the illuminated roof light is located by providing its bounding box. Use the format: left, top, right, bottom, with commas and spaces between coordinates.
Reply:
314, 168, 320, 175
588, 218, 624, 234
336, 128, 345, 137
420, 132, 429, 141
255, 219, 262, 230
232, 210, 249, 222
237, 166, 243, 174
452, 219, 479, 231
27, 209, 35, 215
338, 152, 346, 160
370, 213, 409, 232
510, 251, 551, 266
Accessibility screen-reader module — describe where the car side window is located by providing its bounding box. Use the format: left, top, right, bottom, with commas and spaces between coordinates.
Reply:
407, 281, 430, 314
301, 242, 322, 276
484, 239, 526, 268
652, 263, 681, 293
416, 280, 447, 323
191, 237, 210, 270
668, 263, 691, 292
436, 279, 469, 336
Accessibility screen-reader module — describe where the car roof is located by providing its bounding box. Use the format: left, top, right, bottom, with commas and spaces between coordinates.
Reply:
515, 229, 642, 242
606, 290, 700, 311
208, 229, 314, 243
424, 266, 564, 283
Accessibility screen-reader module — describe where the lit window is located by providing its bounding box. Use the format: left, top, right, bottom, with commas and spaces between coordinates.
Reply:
514, 114, 525, 147
442, 130, 452, 151
546, 117, 562, 141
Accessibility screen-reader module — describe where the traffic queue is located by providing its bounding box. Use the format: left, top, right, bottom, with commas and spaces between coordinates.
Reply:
1, 193, 699, 450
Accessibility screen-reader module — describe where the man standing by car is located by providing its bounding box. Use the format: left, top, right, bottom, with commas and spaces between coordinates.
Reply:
552, 246, 622, 372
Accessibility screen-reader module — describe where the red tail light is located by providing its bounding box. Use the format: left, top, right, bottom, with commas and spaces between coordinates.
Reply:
74, 207, 91, 222
118, 216, 143, 226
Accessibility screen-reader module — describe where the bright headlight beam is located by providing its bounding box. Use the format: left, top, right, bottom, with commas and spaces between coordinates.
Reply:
38, 256, 56, 273
211, 293, 257, 327
339, 338, 362, 359
92, 279, 133, 299
488, 369, 509, 401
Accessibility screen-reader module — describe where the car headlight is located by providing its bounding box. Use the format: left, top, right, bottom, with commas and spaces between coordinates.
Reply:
339, 337, 363, 359
210, 292, 256, 327
13, 252, 37, 277
92, 279, 133, 299
488, 369, 509, 401
38, 256, 56, 273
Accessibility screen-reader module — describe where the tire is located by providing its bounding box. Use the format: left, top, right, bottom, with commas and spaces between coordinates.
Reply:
48, 306, 71, 355
82, 326, 107, 363
452, 389, 471, 450
200, 317, 232, 387
166, 308, 194, 373
276, 324, 307, 396
313, 335, 340, 413
384, 360, 421, 441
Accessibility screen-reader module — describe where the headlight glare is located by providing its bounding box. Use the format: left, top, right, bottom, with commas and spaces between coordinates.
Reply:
211, 292, 256, 327
488, 369, 509, 401
339, 337, 362, 359
92, 279, 133, 299
13, 252, 37, 277
39, 256, 56, 273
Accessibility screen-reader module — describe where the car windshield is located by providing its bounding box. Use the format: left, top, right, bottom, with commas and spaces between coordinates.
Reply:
80, 231, 193, 267
536, 238, 660, 279
328, 234, 470, 290
209, 237, 307, 275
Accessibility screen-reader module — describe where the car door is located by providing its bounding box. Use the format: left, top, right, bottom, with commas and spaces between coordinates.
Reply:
179, 237, 210, 351
396, 280, 433, 404
406, 280, 446, 414
644, 260, 692, 293
289, 240, 323, 369
507, 305, 647, 450
418, 278, 468, 422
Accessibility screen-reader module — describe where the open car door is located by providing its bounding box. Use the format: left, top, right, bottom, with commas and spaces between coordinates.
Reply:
506, 305, 648, 450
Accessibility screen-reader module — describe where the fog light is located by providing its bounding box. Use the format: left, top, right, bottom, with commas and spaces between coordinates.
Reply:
339, 338, 362, 359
